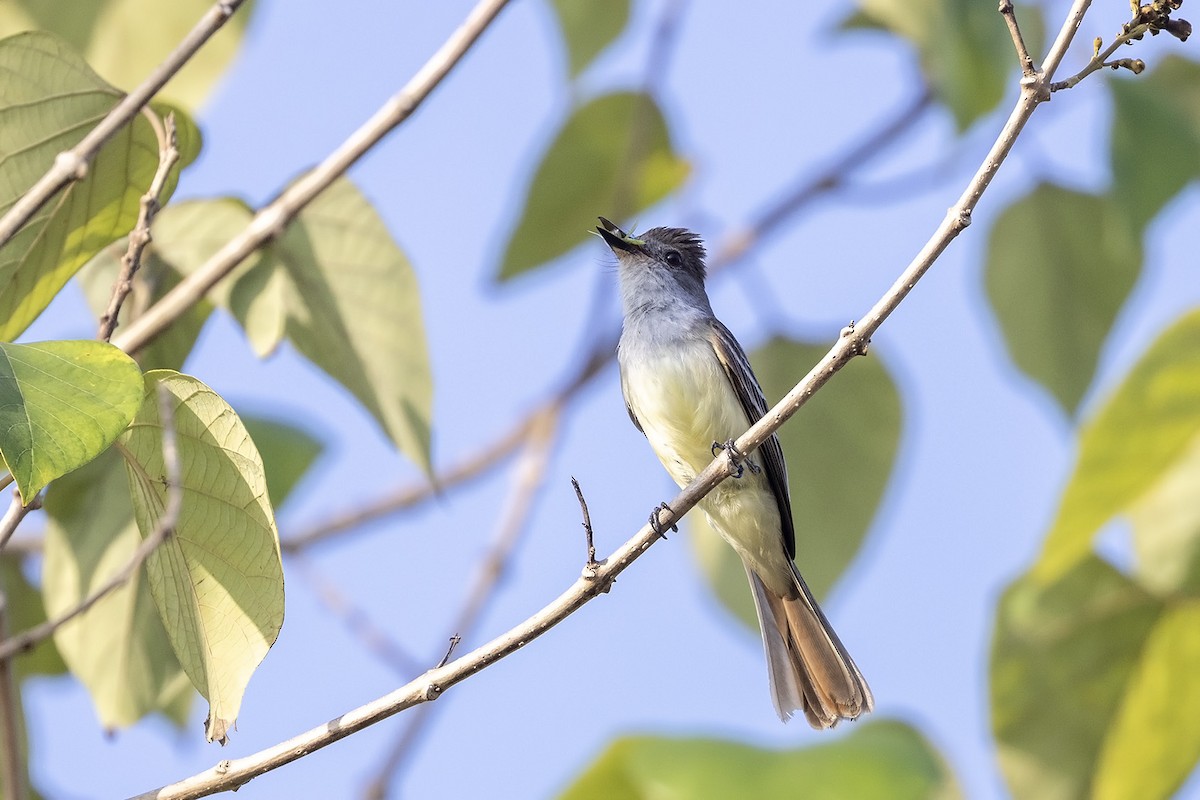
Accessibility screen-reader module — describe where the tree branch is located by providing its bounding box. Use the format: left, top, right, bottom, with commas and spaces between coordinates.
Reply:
126, 6, 1109, 794
0, 491, 39, 555
0, 594, 24, 800
0, 0, 246, 251
98, 111, 181, 341
110, 0, 513, 358
0, 386, 182, 664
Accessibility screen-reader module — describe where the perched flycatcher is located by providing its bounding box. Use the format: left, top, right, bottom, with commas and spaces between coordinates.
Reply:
597, 217, 872, 728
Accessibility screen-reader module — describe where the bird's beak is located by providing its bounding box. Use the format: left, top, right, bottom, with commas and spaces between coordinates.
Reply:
596, 216, 644, 253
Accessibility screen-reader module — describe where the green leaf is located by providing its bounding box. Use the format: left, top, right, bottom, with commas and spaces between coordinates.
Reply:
0, 0, 255, 112
0, 556, 66, 679
1035, 309, 1200, 583
985, 184, 1142, 416
147, 187, 434, 475
115, 372, 282, 740
1094, 601, 1200, 800
240, 415, 323, 508
0, 32, 201, 340
843, 0, 1042, 130
42, 449, 193, 730
991, 557, 1162, 800
1128, 433, 1200, 596
0, 339, 142, 503
118, 370, 283, 743
497, 91, 690, 280
1110, 56, 1200, 232
559, 719, 960, 800
691, 337, 902, 629
550, 0, 630, 78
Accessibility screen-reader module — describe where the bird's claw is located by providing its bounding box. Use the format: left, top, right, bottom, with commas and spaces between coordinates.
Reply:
711, 439, 759, 477
649, 502, 678, 539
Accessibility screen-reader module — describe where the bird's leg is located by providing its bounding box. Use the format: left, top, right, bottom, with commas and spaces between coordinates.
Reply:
649, 502, 678, 539
711, 439, 760, 477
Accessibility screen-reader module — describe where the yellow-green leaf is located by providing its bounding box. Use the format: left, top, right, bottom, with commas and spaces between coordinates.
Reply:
559, 719, 960, 800
0, 0, 255, 112
1128, 433, 1200, 595
1094, 601, 1200, 800
0, 339, 142, 503
1035, 309, 1200, 583
692, 337, 901, 628
498, 91, 689, 280
241, 415, 323, 508
1110, 56, 1200, 232
550, 0, 630, 78
42, 449, 193, 730
118, 370, 284, 743
0, 32, 201, 340
986, 184, 1142, 416
991, 557, 1161, 800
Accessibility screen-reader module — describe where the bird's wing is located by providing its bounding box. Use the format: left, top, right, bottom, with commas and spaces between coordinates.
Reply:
707, 319, 796, 558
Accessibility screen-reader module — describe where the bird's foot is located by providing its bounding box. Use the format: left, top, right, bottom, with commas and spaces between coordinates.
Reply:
649, 502, 678, 539
711, 439, 760, 477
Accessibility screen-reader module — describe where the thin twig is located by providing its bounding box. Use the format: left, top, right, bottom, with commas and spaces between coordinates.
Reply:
0, 386, 182, 664
571, 477, 598, 572
110, 0, 513, 358
361, 407, 561, 800
289, 554, 423, 676
0, 0, 246, 251
98, 111, 181, 341
999, 0, 1038, 75
282, 90, 933, 554
435, 636, 461, 670
128, 7, 1104, 792
0, 491, 40, 555
0, 594, 23, 800
1051, 6, 1165, 90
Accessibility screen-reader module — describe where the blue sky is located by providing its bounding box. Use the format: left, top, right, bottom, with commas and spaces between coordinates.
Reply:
19, 0, 1200, 797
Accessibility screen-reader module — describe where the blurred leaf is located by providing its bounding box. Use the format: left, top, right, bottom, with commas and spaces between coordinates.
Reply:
0, 32, 200, 340
692, 337, 902, 628
42, 449, 193, 730
0, 340, 142, 503
145, 186, 434, 475
78, 242, 215, 372
991, 557, 1161, 800
1035, 309, 1200, 583
0, 0, 255, 111
843, 0, 1042, 130
986, 184, 1141, 416
559, 719, 960, 800
118, 370, 284, 743
1093, 601, 1200, 800
1110, 56, 1200, 231
0, 556, 66, 679
240, 415, 323, 508
550, 0, 630, 77
498, 91, 689, 280
1128, 433, 1200, 595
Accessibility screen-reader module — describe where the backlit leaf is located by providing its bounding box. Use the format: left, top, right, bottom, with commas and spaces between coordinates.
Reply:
550, 0, 630, 77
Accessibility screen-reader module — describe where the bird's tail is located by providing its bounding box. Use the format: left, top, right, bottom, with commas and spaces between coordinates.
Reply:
744, 560, 873, 728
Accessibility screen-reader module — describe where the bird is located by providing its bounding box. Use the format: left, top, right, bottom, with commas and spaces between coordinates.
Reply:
596, 216, 872, 728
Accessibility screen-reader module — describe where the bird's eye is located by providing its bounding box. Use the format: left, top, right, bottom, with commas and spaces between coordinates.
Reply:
664, 250, 683, 268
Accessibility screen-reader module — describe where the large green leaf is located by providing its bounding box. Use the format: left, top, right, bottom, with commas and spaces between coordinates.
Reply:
549, 0, 630, 78
497, 91, 690, 280
1035, 309, 1200, 583
691, 337, 902, 629
0, 0, 254, 111
1127, 433, 1200, 595
0, 32, 201, 341
985, 184, 1142, 416
0, 340, 142, 503
117, 370, 283, 743
992, 557, 1200, 800
843, 0, 1042, 130
240, 415, 323, 508
1110, 56, 1200, 232
559, 719, 960, 800
146, 187, 433, 474
1093, 601, 1200, 800
42, 449, 193, 730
